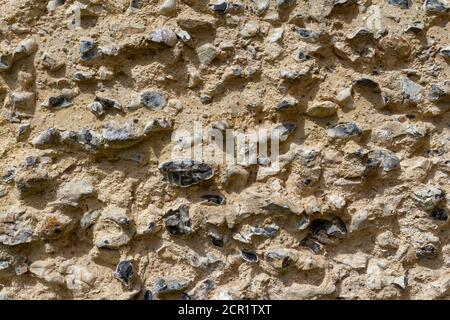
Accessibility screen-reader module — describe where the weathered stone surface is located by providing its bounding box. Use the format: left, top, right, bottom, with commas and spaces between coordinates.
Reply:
0, 0, 449, 301
93, 206, 135, 249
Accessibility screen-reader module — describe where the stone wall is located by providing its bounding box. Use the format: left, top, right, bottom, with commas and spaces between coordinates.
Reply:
0, 0, 449, 300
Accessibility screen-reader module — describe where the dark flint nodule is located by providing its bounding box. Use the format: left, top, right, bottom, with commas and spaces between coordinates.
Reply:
424, 0, 448, 15
114, 261, 133, 287
48, 95, 72, 108
261, 201, 293, 214
241, 250, 258, 263
164, 205, 192, 235
3, 168, 16, 183
365, 150, 400, 172
211, 1, 228, 14
143, 289, 153, 300
141, 91, 166, 109
310, 217, 347, 244
80, 39, 98, 61
95, 96, 122, 110
200, 95, 212, 105
266, 251, 292, 268
297, 51, 311, 61
276, 99, 296, 110
431, 207, 448, 221
181, 292, 191, 300
327, 122, 362, 139
300, 236, 321, 254
416, 244, 438, 259
201, 194, 225, 205
211, 236, 224, 247
333, 0, 356, 7
388, 0, 410, 9
160, 160, 214, 187
130, 0, 141, 9
154, 278, 188, 295
296, 28, 318, 42
24, 156, 39, 168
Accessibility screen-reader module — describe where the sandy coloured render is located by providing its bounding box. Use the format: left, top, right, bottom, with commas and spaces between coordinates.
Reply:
0, 0, 449, 300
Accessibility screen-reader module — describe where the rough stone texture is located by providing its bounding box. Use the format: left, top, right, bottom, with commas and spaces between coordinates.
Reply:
0, 0, 449, 300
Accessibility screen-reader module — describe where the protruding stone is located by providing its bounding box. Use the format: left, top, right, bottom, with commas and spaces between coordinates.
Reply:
148, 28, 178, 48
159, 160, 214, 187
12, 38, 38, 61
353, 78, 381, 93
428, 81, 450, 103
32, 128, 61, 147
388, 0, 410, 9
365, 149, 401, 173
276, 96, 298, 111
401, 77, 423, 104
327, 122, 362, 140
164, 205, 192, 235
440, 46, 450, 59
49, 178, 95, 208
129, 91, 166, 110
93, 206, 135, 249
305, 101, 338, 118
412, 186, 445, 211
154, 277, 190, 295
114, 261, 133, 288
424, 0, 449, 15
196, 43, 218, 65
42, 95, 73, 109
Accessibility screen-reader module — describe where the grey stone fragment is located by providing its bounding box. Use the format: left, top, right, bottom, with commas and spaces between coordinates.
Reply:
43, 95, 73, 109
405, 21, 425, 33
241, 250, 259, 263
154, 277, 190, 295
164, 205, 192, 235
0, 208, 33, 246
79, 38, 99, 61
424, 0, 449, 15
412, 186, 445, 211
440, 46, 450, 58
327, 122, 362, 139
273, 122, 296, 142
365, 149, 401, 172
147, 28, 178, 47
401, 77, 423, 103
102, 120, 140, 144
159, 160, 214, 187
114, 261, 133, 287
296, 28, 320, 43
130, 91, 166, 110
12, 38, 38, 61
388, 0, 410, 9
310, 217, 347, 244
353, 78, 381, 93
32, 128, 61, 147
80, 210, 101, 229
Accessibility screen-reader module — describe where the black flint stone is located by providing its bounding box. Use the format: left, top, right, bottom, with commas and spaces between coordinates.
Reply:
114, 261, 133, 287
241, 250, 258, 262
431, 207, 448, 221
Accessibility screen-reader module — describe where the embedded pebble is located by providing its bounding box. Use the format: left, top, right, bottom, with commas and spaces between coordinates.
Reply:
159, 160, 214, 187
114, 261, 133, 288
327, 122, 362, 139
1, 0, 449, 301
164, 205, 192, 235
